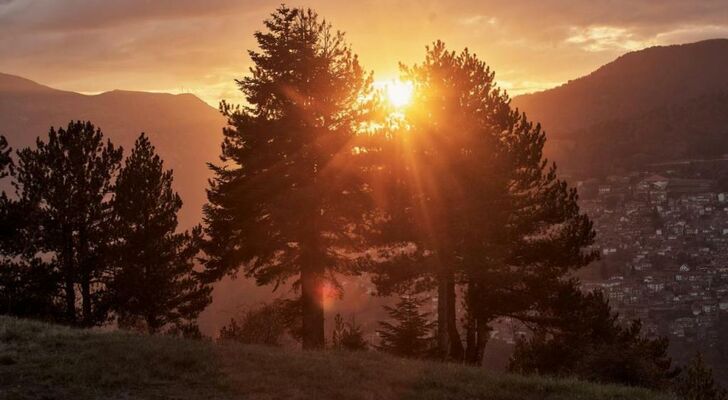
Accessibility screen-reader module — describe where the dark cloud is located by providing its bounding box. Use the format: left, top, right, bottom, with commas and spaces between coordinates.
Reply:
0, 0, 271, 32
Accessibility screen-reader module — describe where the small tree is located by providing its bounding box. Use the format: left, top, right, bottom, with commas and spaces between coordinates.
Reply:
111, 133, 211, 334
218, 300, 294, 346
674, 353, 727, 400
332, 313, 367, 351
509, 284, 676, 389
377, 296, 435, 358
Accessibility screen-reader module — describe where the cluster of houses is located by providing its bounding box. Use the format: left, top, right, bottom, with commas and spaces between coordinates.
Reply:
579, 172, 728, 352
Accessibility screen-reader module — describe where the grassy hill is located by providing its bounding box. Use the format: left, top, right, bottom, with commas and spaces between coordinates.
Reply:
0, 317, 673, 400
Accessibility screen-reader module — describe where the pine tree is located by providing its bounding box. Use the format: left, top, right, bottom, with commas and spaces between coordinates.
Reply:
332, 313, 367, 351
218, 301, 291, 346
12, 121, 122, 326
370, 42, 596, 362
332, 313, 345, 348
509, 284, 676, 389
0, 134, 14, 249
202, 5, 373, 349
377, 297, 435, 358
111, 133, 211, 334
0, 135, 10, 179
0, 258, 61, 319
0, 134, 14, 252
370, 42, 507, 360
0, 136, 58, 318
674, 353, 727, 400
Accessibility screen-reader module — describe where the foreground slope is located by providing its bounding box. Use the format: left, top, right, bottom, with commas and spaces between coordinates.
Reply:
0, 317, 671, 400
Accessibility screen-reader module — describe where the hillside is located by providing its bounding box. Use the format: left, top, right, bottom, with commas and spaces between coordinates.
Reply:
0, 317, 671, 400
512, 39, 728, 177
0, 72, 225, 229
543, 90, 728, 176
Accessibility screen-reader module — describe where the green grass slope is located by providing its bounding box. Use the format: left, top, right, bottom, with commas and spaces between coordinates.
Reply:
0, 317, 673, 400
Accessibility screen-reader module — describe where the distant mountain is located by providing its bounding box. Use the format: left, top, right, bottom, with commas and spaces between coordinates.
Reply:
0, 72, 225, 228
512, 39, 728, 177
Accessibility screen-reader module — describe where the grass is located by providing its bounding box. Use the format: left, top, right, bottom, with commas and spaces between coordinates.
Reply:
0, 316, 674, 400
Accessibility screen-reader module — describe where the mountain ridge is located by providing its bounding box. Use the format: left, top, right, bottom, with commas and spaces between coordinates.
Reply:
512, 39, 728, 177
0, 72, 225, 229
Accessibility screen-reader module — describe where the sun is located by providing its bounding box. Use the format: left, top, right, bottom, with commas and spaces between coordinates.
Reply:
384, 79, 414, 108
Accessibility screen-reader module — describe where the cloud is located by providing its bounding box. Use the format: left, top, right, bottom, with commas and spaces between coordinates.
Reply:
1, 0, 727, 105
458, 15, 497, 27
0, 0, 267, 32
654, 25, 728, 45
565, 26, 653, 52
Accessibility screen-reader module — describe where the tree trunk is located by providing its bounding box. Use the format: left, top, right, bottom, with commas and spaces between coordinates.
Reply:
437, 273, 450, 358
301, 251, 325, 349
79, 228, 92, 326
147, 314, 158, 335
64, 270, 76, 324
437, 271, 463, 361
81, 273, 91, 326
301, 205, 325, 350
62, 230, 76, 324
448, 277, 464, 361
465, 315, 491, 365
465, 313, 477, 363
475, 321, 490, 365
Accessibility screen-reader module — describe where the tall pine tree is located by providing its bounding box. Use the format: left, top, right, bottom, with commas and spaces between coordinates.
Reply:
202, 6, 374, 349
12, 121, 122, 326
111, 133, 211, 334
370, 42, 510, 360
370, 42, 595, 363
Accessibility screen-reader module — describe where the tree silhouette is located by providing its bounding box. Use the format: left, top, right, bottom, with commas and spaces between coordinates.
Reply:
509, 284, 676, 389
202, 5, 373, 349
0, 134, 15, 250
110, 134, 211, 334
370, 42, 596, 362
674, 353, 727, 400
0, 135, 60, 319
376, 296, 435, 358
0, 135, 10, 179
12, 121, 122, 326
218, 300, 294, 346
332, 313, 368, 351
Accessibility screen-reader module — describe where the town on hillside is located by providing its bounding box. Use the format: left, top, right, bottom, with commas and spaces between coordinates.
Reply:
577, 159, 728, 373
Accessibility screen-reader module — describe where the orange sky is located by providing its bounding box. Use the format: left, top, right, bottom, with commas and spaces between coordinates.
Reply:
1, 0, 728, 106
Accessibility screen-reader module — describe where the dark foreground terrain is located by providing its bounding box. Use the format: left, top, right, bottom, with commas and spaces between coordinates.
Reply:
0, 317, 671, 400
